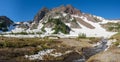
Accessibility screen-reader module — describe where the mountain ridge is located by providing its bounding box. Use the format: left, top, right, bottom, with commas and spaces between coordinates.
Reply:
0, 5, 119, 38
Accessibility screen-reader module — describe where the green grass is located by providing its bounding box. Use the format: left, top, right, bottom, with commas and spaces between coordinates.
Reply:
41, 26, 46, 32
111, 32, 120, 40
103, 22, 120, 32
111, 32, 120, 46
77, 33, 86, 39
0, 36, 64, 61
0, 38, 55, 49
8, 31, 42, 35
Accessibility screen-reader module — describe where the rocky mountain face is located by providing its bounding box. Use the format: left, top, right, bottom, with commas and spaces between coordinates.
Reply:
52, 5, 82, 15
0, 16, 14, 31
30, 7, 49, 29
30, 5, 101, 32
33, 5, 82, 23
11, 5, 119, 37
33, 7, 49, 23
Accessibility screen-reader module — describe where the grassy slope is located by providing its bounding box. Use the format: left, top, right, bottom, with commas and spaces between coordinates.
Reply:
111, 32, 120, 40
111, 32, 120, 46
102, 22, 120, 32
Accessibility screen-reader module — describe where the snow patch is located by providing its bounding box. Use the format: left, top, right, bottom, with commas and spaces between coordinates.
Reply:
25, 49, 72, 60
62, 13, 67, 16
3, 35, 41, 38
11, 28, 25, 33
65, 23, 71, 27
50, 53, 62, 57
25, 49, 54, 60
71, 15, 117, 38
53, 16, 61, 19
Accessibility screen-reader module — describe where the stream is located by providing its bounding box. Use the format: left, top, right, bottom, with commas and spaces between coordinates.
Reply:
74, 38, 109, 62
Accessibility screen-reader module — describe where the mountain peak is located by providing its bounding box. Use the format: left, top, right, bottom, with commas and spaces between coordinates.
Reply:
33, 7, 49, 23
0, 16, 13, 23
64, 5, 82, 15
33, 5, 83, 23
41, 7, 49, 11
52, 5, 82, 16
66, 4, 74, 8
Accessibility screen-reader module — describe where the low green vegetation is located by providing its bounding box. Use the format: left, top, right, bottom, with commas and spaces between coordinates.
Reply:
111, 32, 120, 46
76, 33, 100, 44
113, 42, 120, 46
0, 37, 55, 48
103, 22, 120, 32
47, 18, 71, 34
111, 32, 120, 40
14, 32, 28, 35
41, 26, 46, 32
8, 31, 42, 35
77, 33, 86, 39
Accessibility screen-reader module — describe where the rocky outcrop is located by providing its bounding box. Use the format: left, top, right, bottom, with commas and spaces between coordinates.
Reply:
64, 5, 82, 15
33, 7, 49, 23
83, 14, 102, 22
52, 5, 82, 16
17, 22, 30, 30
0, 16, 13, 26
42, 11, 81, 28
0, 16, 14, 31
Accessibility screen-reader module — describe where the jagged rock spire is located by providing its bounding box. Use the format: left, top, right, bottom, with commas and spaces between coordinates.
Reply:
33, 7, 49, 23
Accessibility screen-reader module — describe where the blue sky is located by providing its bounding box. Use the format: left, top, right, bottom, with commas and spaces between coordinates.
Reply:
0, 0, 120, 22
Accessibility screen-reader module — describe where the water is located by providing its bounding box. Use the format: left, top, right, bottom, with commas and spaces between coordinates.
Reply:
74, 38, 108, 62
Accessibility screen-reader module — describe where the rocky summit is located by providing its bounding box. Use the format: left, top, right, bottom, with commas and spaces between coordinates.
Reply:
33, 7, 49, 23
